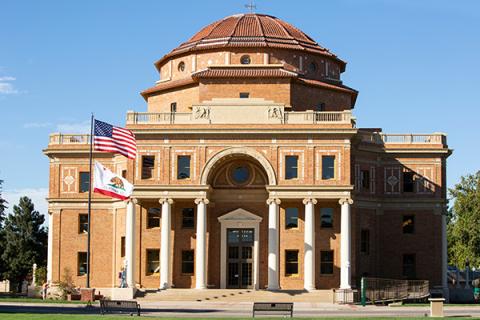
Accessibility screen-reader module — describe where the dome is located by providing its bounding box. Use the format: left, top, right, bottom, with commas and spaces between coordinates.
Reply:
155, 13, 345, 69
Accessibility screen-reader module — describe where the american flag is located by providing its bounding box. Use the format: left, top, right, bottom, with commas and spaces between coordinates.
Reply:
94, 120, 136, 159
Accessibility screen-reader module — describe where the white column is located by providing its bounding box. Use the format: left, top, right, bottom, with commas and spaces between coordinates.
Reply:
159, 198, 173, 290
267, 197, 281, 290
195, 198, 209, 289
125, 199, 136, 288
47, 212, 54, 283
441, 209, 449, 300
303, 198, 317, 291
339, 198, 353, 289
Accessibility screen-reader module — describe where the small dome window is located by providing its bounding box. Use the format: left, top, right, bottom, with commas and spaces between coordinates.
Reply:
178, 61, 185, 72
240, 55, 251, 65
309, 62, 317, 73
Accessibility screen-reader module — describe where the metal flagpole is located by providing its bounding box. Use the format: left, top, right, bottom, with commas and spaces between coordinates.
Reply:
86, 113, 94, 288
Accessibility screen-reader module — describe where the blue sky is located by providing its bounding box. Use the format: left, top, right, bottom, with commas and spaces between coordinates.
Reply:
0, 0, 479, 216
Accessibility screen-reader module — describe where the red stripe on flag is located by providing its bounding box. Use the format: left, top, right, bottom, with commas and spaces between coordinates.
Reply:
94, 187, 129, 201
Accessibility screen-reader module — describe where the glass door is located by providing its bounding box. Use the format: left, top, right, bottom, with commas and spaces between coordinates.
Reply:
227, 228, 254, 288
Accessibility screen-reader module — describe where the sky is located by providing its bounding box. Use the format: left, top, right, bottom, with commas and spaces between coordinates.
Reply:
0, 0, 479, 217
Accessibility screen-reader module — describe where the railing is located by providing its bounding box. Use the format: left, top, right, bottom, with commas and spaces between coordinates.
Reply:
126, 112, 193, 124
360, 132, 447, 145
49, 134, 90, 145
283, 111, 352, 124
362, 277, 430, 304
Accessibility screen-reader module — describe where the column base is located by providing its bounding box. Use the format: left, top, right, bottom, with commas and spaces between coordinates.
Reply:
267, 285, 280, 291
304, 286, 316, 292
195, 286, 207, 290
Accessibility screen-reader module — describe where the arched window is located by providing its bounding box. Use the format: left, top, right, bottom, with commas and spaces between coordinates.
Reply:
178, 61, 185, 72
309, 62, 317, 73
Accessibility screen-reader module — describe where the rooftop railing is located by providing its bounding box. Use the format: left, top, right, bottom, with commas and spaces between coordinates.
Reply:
360, 132, 447, 145
49, 134, 90, 145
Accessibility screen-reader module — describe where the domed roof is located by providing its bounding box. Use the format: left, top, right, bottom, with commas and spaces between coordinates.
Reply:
156, 13, 344, 68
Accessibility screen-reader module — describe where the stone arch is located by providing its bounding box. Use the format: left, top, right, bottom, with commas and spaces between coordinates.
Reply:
200, 147, 277, 186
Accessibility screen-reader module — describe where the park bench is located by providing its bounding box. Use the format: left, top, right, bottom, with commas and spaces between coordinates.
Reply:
100, 299, 141, 316
252, 302, 293, 317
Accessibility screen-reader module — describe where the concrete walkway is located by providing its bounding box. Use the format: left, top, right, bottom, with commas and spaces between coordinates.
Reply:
2, 301, 480, 318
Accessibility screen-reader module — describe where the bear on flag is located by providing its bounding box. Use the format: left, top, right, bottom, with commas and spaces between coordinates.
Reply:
93, 161, 133, 200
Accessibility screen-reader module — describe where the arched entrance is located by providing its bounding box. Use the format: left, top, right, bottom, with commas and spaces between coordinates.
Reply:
202, 148, 274, 289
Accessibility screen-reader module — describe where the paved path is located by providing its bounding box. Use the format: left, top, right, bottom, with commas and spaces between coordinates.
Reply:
2, 301, 480, 318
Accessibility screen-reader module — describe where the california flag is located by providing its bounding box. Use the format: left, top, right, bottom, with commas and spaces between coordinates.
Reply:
93, 161, 133, 200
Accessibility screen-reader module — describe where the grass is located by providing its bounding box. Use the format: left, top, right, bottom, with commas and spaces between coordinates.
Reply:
0, 316, 475, 320
0, 297, 93, 304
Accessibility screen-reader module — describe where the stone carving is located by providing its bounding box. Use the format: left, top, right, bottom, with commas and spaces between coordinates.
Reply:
268, 107, 283, 119
63, 175, 74, 186
194, 106, 210, 119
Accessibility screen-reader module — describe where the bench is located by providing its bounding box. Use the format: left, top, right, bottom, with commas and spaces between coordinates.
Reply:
100, 299, 140, 316
252, 302, 293, 318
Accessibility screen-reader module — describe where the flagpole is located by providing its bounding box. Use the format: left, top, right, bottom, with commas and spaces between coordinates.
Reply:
86, 113, 94, 289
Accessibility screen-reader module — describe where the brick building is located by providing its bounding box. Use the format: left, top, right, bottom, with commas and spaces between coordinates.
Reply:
44, 13, 451, 294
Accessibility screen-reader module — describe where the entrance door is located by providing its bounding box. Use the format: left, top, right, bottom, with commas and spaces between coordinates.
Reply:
227, 228, 254, 288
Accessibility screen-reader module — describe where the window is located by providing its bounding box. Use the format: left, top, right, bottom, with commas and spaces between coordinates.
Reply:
239, 92, 250, 98
315, 103, 325, 112
322, 156, 335, 180
178, 61, 185, 72
177, 155, 191, 179
77, 252, 87, 276
285, 155, 298, 180
121, 236, 125, 257
285, 207, 299, 229
146, 249, 160, 275
182, 208, 195, 229
309, 62, 317, 73
141, 156, 155, 179
360, 229, 370, 254
170, 102, 177, 113
402, 215, 415, 234
231, 165, 250, 184
181, 250, 194, 274
402, 254, 416, 279
320, 208, 333, 228
285, 250, 299, 276
147, 208, 161, 228
79, 172, 90, 193
121, 170, 127, 179
78, 214, 88, 234
240, 55, 251, 64
403, 171, 415, 192
320, 251, 334, 274
361, 170, 370, 191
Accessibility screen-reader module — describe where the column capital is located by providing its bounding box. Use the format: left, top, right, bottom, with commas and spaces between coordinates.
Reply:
128, 198, 138, 204
195, 198, 210, 205
339, 198, 353, 205
266, 198, 281, 205
302, 198, 317, 205
159, 198, 174, 205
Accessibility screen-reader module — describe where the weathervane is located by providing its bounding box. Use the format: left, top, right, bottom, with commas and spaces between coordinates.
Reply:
245, 0, 256, 13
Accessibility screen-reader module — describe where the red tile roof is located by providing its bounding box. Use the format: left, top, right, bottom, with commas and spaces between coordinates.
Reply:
155, 13, 345, 69
141, 78, 196, 98
192, 67, 298, 79
295, 78, 358, 105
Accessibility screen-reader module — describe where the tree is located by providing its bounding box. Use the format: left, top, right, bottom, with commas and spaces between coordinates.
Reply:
0, 179, 7, 278
1, 196, 47, 291
447, 171, 480, 269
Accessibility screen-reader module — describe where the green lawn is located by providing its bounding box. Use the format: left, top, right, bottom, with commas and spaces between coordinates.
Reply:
0, 316, 475, 320
0, 297, 93, 304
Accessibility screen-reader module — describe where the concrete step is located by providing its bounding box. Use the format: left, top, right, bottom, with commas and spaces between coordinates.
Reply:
137, 288, 334, 303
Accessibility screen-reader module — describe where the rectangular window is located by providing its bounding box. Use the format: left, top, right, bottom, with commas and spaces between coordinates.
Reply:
79, 172, 90, 193
285, 155, 298, 180
77, 252, 87, 276
177, 155, 191, 179
182, 208, 195, 229
239, 92, 250, 98
315, 103, 325, 112
147, 208, 161, 229
360, 229, 370, 254
285, 207, 299, 229
320, 208, 333, 228
320, 251, 334, 274
403, 171, 415, 192
361, 170, 370, 191
170, 102, 177, 113
402, 215, 415, 234
121, 170, 127, 178
322, 156, 335, 180
141, 156, 155, 180
146, 249, 160, 275
402, 254, 416, 279
78, 214, 88, 234
181, 250, 194, 274
285, 250, 299, 276
121, 236, 125, 257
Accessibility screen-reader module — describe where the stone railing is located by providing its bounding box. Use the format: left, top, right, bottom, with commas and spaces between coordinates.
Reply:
49, 134, 90, 145
126, 110, 354, 125
360, 132, 447, 145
